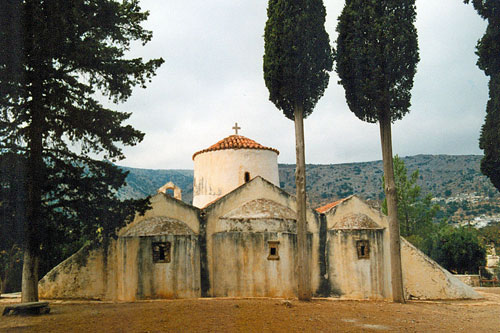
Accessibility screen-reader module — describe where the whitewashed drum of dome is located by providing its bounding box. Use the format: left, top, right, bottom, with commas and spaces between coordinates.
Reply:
192, 134, 280, 208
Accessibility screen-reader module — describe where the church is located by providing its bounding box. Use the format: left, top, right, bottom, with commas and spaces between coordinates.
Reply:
39, 127, 479, 301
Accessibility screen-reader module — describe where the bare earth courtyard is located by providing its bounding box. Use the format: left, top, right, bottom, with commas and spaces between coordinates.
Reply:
1, 288, 500, 332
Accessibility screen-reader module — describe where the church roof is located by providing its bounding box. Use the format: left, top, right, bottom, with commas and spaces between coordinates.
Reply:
192, 135, 279, 160
316, 198, 348, 213
121, 216, 195, 237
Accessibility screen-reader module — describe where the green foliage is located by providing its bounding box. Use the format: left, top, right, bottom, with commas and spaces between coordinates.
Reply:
263, 0, 333, 120
378, 157, 486, 274
421, 224, 486, 274
464, 0, 500, 192
382, 156, 440, 239
479, 75, 500, 191
478, 222, 500, 253
335, 0, 419, 122
0, 0, 162, 283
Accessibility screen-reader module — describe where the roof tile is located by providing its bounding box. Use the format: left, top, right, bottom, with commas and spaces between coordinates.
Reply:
316, 198, 348, 214
193, 135, 279, 160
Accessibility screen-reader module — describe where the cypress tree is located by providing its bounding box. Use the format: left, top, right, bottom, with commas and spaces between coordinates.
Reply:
264, 0, 333, 300
0, 0, 163, 302
335, 0, 419, 303
464, 0, 500, 192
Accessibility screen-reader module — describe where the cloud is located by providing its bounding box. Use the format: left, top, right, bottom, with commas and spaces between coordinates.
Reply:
112, 0, 488, 169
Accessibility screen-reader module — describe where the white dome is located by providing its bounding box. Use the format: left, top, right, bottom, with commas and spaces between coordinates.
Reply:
192, 135, 280, 208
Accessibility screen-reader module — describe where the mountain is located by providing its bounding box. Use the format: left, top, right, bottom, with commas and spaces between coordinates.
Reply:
117, 154, 499, 224
280, 154, 499, 208
117, 167, 194, 203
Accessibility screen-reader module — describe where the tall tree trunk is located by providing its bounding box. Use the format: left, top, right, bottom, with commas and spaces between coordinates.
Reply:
294, 104, 311, 301
22, 130, 42, 302
379, 113, 405, 303
22, 79, 44, 303
21, 248, 39, 302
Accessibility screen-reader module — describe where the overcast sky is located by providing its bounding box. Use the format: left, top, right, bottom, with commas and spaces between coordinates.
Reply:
109, 0, 488, 170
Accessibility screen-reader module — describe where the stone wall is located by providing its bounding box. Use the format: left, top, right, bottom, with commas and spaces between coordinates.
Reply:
203, 177, 321, 297
322, 196, 480, 300
454, 274, 481, 287
212, 232, 299, 297
39, 242, 111, 300
327, 229, 386, 299
39, 181, 481, 301
115, 235, 200, 301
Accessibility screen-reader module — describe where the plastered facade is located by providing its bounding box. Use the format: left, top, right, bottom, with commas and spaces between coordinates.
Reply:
38, 132, 479, 301
39, 178, 479, 301
321, 196, 480, 300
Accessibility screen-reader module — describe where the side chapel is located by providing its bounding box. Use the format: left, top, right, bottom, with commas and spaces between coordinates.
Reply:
39, 125, 479, 301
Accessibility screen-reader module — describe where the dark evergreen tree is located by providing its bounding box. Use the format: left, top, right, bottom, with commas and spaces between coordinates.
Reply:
423, 224, 486, 275
0, 153, 25, 294
464, 0, 500, 192
0, 0, 163, 302
264, 0, 333, 300
335, 0, 419, 302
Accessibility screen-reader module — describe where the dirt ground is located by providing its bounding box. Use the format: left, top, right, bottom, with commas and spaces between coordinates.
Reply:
1, 288, 500, 332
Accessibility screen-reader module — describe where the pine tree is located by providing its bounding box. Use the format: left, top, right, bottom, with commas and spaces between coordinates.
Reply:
335, 0, 419, 302
464, 0, 500, 192
264, 0, 333, 300
381, 156, 440, 246
0, 0, 163, 302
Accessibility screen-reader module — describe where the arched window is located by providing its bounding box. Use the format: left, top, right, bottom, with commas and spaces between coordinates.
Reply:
244, 172, 250, 183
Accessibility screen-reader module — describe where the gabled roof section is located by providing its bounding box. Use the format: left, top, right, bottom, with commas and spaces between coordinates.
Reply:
121, 216, 195, 237
221, 198, 296, 220
331, 213, 383, 230
316, 197, 350, 214
192, 135, 279, 160
202, 176, 291, 212
154, 191, 200, 212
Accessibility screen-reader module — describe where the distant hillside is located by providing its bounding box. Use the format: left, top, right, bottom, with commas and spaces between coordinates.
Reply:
117, 167, 194, 203
118, 155, 499, 211
281, 154, 499, 208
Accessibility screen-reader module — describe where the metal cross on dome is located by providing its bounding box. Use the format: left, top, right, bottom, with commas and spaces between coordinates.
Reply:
232, 122, 241, 135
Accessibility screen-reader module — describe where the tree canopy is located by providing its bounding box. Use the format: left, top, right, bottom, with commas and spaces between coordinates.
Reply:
423, 224, 486, 275
464, 0, 500, 192
335, 0, 419, 123
0, 0, 163, 301
263, 0, 333, 120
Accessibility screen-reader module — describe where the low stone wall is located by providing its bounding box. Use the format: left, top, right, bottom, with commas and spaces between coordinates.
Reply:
454, 274, 481, 287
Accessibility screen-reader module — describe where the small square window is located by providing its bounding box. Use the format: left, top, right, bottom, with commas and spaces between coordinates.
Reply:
268, 241, 280, 260
356, 240, 370, 259
152, 242, 171, 263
